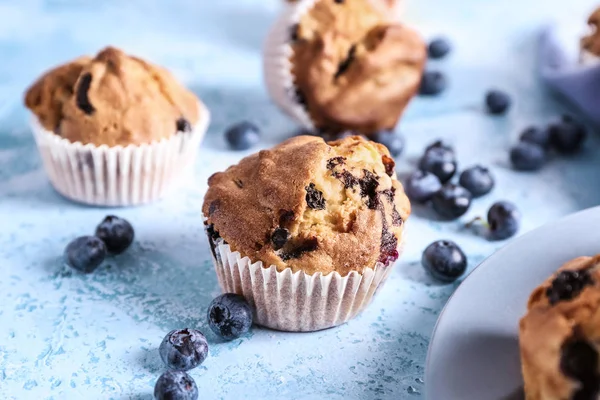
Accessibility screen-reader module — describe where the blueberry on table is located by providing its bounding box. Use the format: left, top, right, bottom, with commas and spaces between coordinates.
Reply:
64, 236, 107, 273
431, 184, 472, 219
549, 118, 587, 154
487, 201, 521, 240
404, 170, 442, 204
159, 329, 208, 371
95, 215, 134, 254
207, 293, 253, 340
519, 126, 550, 150
459, 165, 494, 197
418, 147, 457, 184
510, 142, 546, 171
485, 90, 511, 115
225, 121, 261, 151
154, 370, 198, 400
427, 37, 451, 59
425, 139, 454, 155
422, 240, 467, 283
419, 71, 447, 96
371, 130, 405, 157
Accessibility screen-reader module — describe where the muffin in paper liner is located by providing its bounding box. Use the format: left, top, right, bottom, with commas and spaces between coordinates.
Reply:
31, 102, 210, 206
208, 236, 401, 332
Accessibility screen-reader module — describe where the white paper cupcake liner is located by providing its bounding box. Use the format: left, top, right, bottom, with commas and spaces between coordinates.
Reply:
31, 102, 210, 206
263, 0, 317, 131
579, 49, 600, 66
209, 237, 401, 332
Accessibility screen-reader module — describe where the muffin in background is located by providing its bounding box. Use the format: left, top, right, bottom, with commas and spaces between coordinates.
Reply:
519, 255, 600, 400
203, 135, 410, 332
581, 6, 600, 65
264, 0, 425, 137
24, 46, 210, 206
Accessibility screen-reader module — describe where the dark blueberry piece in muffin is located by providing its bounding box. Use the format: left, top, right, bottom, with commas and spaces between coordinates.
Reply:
546, 269, 593, 305
333, 170, 359, 189
76, 73, 95, 115
327, 156, 346, 170
271, 227, 290, 250
560, 338, 598, 381
359, 170, 380, 209
280, 237, 319, 261
428, 37, 452, 59
419, 71, 447, 96
335, 45, 356, 79
305, 183, 326, 210
378, 229, 399, 266
176, 117, 192, 132
485, 90, 511, 115
294, 88, 307, 108
289, 23, 300, 42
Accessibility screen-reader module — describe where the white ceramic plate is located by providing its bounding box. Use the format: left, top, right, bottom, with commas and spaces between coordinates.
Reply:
425, 206, 600, 400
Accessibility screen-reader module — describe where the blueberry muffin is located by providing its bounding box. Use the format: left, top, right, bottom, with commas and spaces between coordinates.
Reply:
24, 47, 210, 206
519, 255, 600, 400
25, 46, 201, 146
581, 7, 600, 64
203, 135, 410, 331
264, 0, 425, 137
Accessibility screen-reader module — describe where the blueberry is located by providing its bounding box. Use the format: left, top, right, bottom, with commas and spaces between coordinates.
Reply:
485, 90, 511, 115
225, 121, 261, 151
64, 236, 107, 273
422, 240, 467, 283
419, 71, 447, 96
459, 165, 494, 197
487, 201, 520, 240
371, 130, 405, 157
519, 126, 550, 150
154, 370, 198, 400
510, 142, 546, 171
546, 269, 593, 305
95, 215, 134, 254
549, 118, 587, 154
418, 147, 457, 183
431, 184, 472, 219
207, 293, 253, 340
560, 339, 598, 382
428, 37, 451, 59
404, 170, 442, 204
159, 329, 208, 371
425, 139, 454, 155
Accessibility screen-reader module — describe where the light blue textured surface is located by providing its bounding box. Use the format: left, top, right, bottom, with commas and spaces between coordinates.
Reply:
1, 0, 600, 399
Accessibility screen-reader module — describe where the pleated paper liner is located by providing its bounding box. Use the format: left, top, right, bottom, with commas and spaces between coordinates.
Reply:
31, 102, 210, 206
209, 236, 402, 332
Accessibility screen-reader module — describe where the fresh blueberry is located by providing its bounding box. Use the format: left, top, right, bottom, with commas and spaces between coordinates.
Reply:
154, 370, 198, 400
458, 165, 494, 197
487, 201, 521, 240
95, 215, 134, 254
422, 240, 467, 283
159, 329, 208, 371
485, 90, 511, 115
425, 139, 454, 155
431, 184, 472, 219
371, 130, 405, 157
207, 293, 253, 340
428, 37, 451, 59
225, 121, 261, 151
549, 118, 587, 154
519, 126, 550, 150
510, 142, 546, 171
404, 170, 442, 204
418, 147, 457, 184
64, 236, 107, 273
419, 71, 447, 96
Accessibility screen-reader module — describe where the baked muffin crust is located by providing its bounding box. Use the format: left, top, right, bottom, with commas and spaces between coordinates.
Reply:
203, 135, 410, 276
25, 46, 200, 146
520, 255, 600, 400
290, 0, 425, 135
582, 7, 600, 57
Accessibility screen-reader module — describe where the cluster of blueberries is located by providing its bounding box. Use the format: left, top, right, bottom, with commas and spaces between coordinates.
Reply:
404, 140, 521, 283
154, 293, 253, 400
63, 217, 254, 400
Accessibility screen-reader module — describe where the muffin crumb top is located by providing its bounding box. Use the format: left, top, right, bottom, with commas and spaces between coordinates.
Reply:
25, 46, 201, 146
203, 135, 410, 276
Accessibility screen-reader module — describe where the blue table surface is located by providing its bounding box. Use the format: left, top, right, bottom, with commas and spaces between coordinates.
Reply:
2, 0, 600, 399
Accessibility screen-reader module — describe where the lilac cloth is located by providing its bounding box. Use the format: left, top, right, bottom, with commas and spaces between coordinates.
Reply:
539, 25, 600, 125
